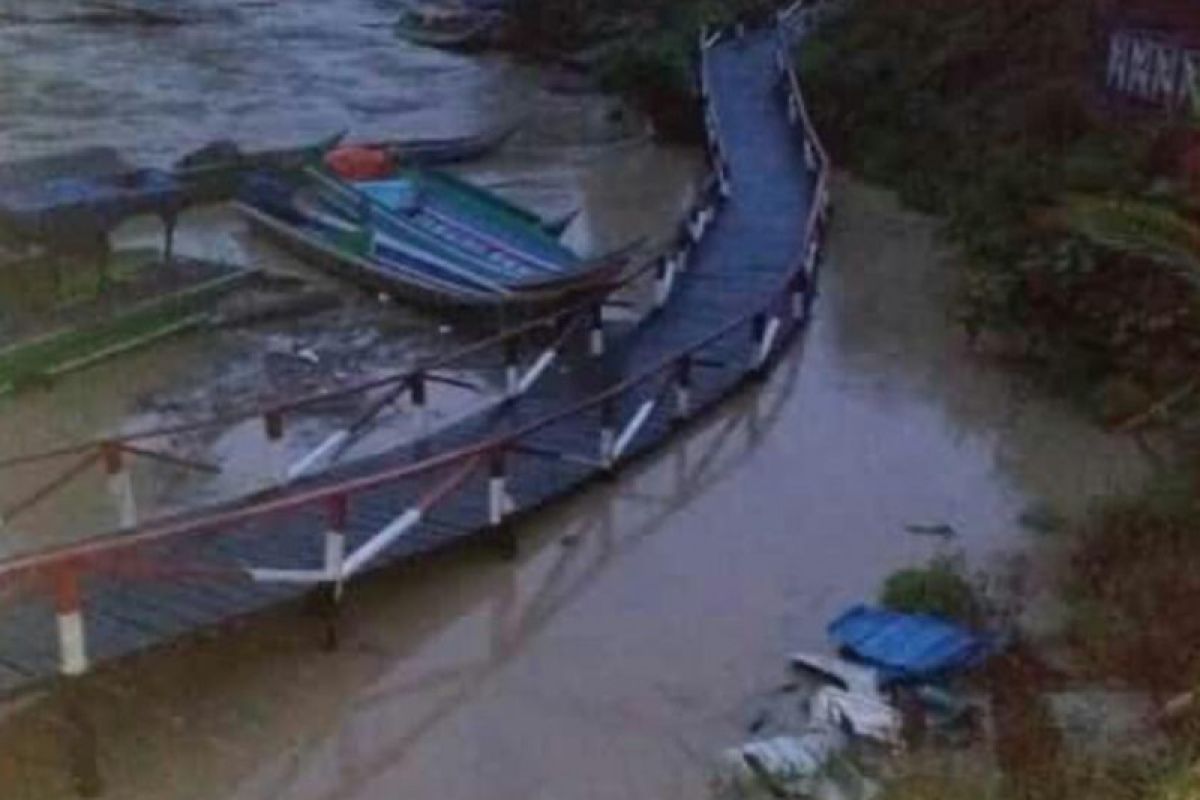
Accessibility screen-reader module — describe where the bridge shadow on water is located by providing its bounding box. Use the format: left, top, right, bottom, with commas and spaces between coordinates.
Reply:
0, 334, 809, 799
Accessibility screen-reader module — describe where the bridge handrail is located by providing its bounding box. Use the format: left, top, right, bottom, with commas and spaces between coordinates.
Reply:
0, 17, 833, 695
0, 118, 732, 527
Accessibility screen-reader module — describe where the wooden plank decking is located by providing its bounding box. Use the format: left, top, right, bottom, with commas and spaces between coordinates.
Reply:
0, 26, 819, 698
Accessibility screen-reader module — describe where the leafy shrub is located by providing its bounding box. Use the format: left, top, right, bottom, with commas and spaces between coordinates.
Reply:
880, 555, 981, 625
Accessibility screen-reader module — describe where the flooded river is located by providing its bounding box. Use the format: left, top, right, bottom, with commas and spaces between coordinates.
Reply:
0, 175, 1153, 799
0, 0, 701, 553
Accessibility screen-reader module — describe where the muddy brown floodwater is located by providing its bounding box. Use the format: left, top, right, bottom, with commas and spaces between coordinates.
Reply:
0, 176, 1154, 799
0, 0, 702, 555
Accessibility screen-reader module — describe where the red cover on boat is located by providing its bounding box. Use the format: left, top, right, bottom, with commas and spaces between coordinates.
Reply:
323, 146, 394, 180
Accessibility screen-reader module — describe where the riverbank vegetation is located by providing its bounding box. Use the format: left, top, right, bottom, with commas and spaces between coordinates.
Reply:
506, 0, 773, 139
798, 0, 1200, 794
798, 0, 1200, 425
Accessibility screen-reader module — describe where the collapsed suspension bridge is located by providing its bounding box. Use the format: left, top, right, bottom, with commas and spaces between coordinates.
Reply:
0, 6, 831, 731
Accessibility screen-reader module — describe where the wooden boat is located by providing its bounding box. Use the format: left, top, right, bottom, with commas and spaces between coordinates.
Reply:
380, 122, 517, 166
172, 124, 515, 204
234, 162, 631, 308
395, 3, 502, 52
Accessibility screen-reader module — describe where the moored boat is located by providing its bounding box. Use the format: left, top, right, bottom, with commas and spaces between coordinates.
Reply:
172, 123, 516, 204
234, 149, 633, 309
229, 148, 633, 311
394, 2, 502, 52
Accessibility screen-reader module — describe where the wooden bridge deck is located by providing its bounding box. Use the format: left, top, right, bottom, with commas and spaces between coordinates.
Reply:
0, 28, 817, 696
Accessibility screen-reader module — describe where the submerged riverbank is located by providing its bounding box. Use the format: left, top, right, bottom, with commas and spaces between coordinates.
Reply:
0, 175, 1152, 798
798, 1, 1200, 794
0, 0, 704, 556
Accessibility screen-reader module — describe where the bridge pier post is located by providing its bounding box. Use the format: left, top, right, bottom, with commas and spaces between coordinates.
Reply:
410, 371, 428, 435
263, 411, 287, 487
321, 494, 348, 651
653, 257, 674, 310
101, 443, 137, 529
750, 312, 778, 380
589, 304, 605, 357
53, 565, 102, 798
488, 451, 517, 560
791, 272, 809, 321
803, 139, 817, 172
673, 356, 693, 423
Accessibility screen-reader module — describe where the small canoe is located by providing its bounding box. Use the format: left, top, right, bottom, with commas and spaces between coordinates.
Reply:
395, 3, 501, 52
235, 165, 631, 308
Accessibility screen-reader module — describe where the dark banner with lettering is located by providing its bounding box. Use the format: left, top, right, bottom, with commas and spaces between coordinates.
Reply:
1106, 30, 1199, 121
1102, 2, 1200, 125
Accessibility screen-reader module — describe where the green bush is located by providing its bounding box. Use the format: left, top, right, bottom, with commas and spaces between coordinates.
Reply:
797, 0, 1200, 410
880, 555, 980, 625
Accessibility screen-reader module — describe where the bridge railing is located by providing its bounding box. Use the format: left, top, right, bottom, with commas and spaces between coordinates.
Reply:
0, 16, 829, 686
0, 119, 733, 545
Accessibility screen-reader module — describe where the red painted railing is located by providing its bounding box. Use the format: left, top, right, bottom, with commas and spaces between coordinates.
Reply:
0, 13, 830, 685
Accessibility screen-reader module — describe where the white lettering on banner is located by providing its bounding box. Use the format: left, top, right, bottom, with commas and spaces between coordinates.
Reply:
1183, 51, 1200, 115
1130, 38, 1153, 97
1155, 42, 1181, 101
1107, 30, 1200, 120
1108, 32, 1130, 90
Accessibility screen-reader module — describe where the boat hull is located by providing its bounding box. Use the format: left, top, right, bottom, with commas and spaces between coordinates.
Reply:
235, 202, 614, 311
395, 14, 499, 52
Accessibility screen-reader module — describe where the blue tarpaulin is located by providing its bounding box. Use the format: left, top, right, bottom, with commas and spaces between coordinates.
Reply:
828, 605, 994, 683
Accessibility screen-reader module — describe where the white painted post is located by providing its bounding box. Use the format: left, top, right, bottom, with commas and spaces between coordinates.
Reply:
489, 450, 518, 557
612, 398, 657, 462
589, 304, 605, 357
342, 507, 422, 579
54, 567, 88, 678
319, 493, 349, 650
688, 211, 705, 244
750, 313, 768, 375
102, 444, 137, 529
288, 430, 351, 482
792, 273, 808, 320
264, 411, 288, 486
718, 161, 732, 198
674, 356, 693, 422
756, 315, 782, 372
488, 453, 507, 527
325, 495, 348, 598
503, 340, 520, 400
600, 400, 617, 469
517, 345, 558, 395
654, 257, 674, 310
